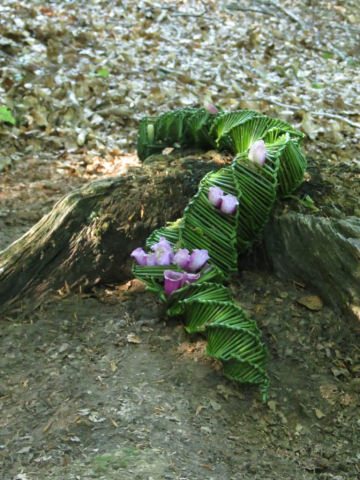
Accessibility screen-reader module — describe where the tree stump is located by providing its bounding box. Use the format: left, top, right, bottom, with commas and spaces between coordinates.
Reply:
0, 150, 229, 315
1, 152, 359, 323
264, 158, 360, 322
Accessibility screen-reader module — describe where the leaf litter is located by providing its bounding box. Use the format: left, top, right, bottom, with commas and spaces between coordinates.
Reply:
1, 1, 360, 479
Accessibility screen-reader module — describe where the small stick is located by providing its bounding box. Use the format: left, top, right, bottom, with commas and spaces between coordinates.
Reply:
155, 70, 360, 129
256, 0, 307, 28
225, 5, 277, 17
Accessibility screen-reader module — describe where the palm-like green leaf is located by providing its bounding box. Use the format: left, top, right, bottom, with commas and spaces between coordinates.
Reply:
180, 166, 240, 277
225, 115, 296, 154
185, 108, 217, 149
277, 139, 307, 196
210, 110, 258, 149
134, 107, 307, 401
232, 155, 278, 249
137, 116, 164, 161
146, 224, 181, 251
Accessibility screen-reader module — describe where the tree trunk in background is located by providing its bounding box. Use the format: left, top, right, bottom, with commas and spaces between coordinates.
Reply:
0, 152, 359, 322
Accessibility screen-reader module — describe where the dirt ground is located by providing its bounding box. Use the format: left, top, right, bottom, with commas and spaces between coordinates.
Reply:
1, 0, 360, 479
1, 162, 360, 480
1, 255, 359, 480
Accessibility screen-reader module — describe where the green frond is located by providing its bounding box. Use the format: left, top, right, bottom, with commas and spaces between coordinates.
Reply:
224, 115, 304, 155
153, 108, 197, 148
232, 155, 278, 248
137, 116, 164, 161
180, 166, 240, 276
277, 139, 307, 197
146, 224, 181, 250
183, 108, 218, 149
134, 106, 307, 401
210, 110, 258, 149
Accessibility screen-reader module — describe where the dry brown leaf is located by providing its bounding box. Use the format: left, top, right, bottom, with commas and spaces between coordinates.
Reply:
195, 405, 205, 416
297, 295, 323, 311
110, 418, 118, 428
209, 399, 222, 411
315, 408, 326, 419
127, 333, 142, 344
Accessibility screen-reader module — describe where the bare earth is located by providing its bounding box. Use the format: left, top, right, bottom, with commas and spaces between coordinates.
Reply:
1, 1, 359, 479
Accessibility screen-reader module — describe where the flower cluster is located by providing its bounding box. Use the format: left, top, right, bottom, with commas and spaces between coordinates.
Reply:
208, 187, 239, 214
131, 238, 210, 297
131, 238, 209, 270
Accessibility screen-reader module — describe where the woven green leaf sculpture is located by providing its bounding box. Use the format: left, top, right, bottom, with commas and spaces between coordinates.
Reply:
133, 107, 306, 401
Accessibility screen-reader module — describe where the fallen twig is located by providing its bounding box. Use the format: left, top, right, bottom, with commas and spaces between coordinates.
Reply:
225, 4, 276, 17
256, 0, 306, 28
305, 111, 360, 129
156, 69, 360, 129
160, 0, 210, 19
172, 9, 207, 18
240, 95, 360, 128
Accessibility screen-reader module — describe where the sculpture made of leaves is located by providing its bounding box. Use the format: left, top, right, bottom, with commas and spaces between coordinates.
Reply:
133, 108, 306, 401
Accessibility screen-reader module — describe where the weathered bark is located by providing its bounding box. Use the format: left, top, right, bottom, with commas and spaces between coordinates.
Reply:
0, 150, 229, 315
1, 152, 359, 322
264, 159, 360, 322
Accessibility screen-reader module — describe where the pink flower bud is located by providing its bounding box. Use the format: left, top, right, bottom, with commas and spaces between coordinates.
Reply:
164, 270, 184, 297
220, 194, 239, 215
156, 250, 174, 266
248, 140, 266, 167
181, 272, 200, 287
145, 254, 157, 266
187, 249, 210, 273
150, 237, 173, 252
130, 247, 147, 266
208, 186, 224, 207
204, 101, 218, 115
174, 249, 190, 269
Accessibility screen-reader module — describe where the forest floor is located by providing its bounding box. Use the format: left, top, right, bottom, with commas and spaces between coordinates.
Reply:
1, 1, 360, 479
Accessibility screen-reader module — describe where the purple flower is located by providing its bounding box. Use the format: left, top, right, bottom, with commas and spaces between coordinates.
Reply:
181, 272, 200, 286
248, 140, 266, 167
208, 186, 224, 207
156, 250, 173, 266
145, 254, 157, 266
202, 263, 212, 274
130, 247, 147, 266
187, 249, 210, 273
204, 101, 218, 115
150, 237, 173, 252
150, 237, 175, 265
174, 248, 190, 269
220, 194, 239, 215
164, 270, 184, 297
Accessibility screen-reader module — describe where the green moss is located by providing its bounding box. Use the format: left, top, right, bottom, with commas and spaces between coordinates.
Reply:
92, 448, 140, 472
